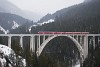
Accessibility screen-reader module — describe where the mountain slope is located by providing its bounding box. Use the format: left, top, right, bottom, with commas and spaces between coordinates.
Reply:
0, 44, 26, 67
0, 12, 31, 34
0, 0, 41, 21
38, 0, 100, 23
31, 0, 100, 34
0, 0, 20, 13
38, 4, 81, 23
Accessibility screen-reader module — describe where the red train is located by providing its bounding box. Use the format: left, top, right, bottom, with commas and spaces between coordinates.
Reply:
38, 31, 89, 34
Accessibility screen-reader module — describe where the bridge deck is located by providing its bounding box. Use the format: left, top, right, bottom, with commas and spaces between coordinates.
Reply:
0, 34, 91, 36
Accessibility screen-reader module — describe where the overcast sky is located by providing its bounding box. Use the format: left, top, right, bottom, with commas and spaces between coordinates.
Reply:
8, 0, 84, 15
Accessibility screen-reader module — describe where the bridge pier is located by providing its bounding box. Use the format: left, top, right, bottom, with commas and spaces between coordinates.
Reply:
37, 35, 40, 50
98, 36, 100, 45
83, 36, 88, 59
30, 36, 34, 51
39, 35, 40, 48
79, 36, 82, 45
33, 36, 35, 52
20, 36, 23, 48
0, 33, 91, 62
93, 36, 95, 49
8, 36, 11, 48
43, 35, 45, 41
76, 35, 79, 41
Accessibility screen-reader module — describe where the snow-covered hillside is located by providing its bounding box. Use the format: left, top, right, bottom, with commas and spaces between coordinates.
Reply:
0, 26, 9, 34
0, 44, 15, 67
12, 21, 19, 29
0, 45, 12, 55
0, 12, 31, 34
0, 20, 20, 33
38, 19, 54, 25
28, 19, 55, 32
0, 44, 26, 67
75, 64, 80, 67
0, 20, 20, 34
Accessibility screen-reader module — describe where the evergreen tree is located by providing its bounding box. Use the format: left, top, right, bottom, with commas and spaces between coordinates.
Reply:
25, 45, 35, 67
11, 39, 24, 57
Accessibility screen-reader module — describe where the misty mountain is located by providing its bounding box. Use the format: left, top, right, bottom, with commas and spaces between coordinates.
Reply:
23, 10, 42, 22
38, 0, 100, 23
38, 4, 80, 23
8, 0, 100, 34
38, 14, 54, 23
0, 0, 21, 13
30, 0, 100, 34
0, 12, 31, 34
0, 0, 41, 21
38, 4, 79, 23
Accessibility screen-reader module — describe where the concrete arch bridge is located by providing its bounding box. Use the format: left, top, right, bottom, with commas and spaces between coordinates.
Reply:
0, 33, 100, 64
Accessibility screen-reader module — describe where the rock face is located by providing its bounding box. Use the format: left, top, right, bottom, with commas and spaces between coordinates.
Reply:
0, 44, 26, 67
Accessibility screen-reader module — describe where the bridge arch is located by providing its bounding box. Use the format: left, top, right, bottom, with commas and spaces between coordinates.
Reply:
37, 35, 84, 60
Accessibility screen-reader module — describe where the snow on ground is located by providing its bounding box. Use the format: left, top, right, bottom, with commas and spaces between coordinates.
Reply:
0, 44, 12, 55
12, 21, 19, 29
0, 44, 26, 67
38, 19, 55, 26
42, 19, 54, 25
0, 58, 6, 67
75, 64, 80, 67
22, 59, 26, 67
28, 19, 55, 32
0, 44, 12, 67
28, 25, 37, 32
0, 25, 9, 34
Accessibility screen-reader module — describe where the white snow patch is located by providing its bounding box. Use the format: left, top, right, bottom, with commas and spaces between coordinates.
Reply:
29, 25, 37, 32
38, 19, 54, 25
75, 64, 80, 67
73, 60, 80, 67
0, 44, 12, 67
0, 25, 9, 34
0, 44, 26, 67
0, 44, 12, 55
29, 19, 54, 32
22, 59, 26, 67
42, 19, 54, 25
0, 58, 6, 67
12, 21, 19, 29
